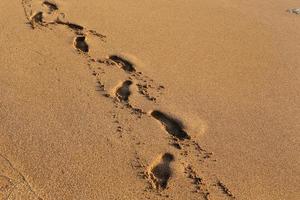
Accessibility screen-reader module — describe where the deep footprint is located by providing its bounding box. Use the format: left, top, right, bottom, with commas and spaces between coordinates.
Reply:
30, 12, 44, 27
151, 110, 190, 140
56, 20, 84, 31
116, 80, 132, 102
65, 23, 84, 31
109, 55, 136, 72
148, 153, 174, 190
43, 1, 58, 12
74, 36, 89, 53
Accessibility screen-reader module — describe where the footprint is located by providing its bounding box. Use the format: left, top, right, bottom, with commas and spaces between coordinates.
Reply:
56, 19, 84, 31
42, 1, 58, 12
109, 55, 136, 73
147, 153, 174, 190
287, 8, 300, 14
115, 80, 132, 102
150, 110, 190, 140
30, 12, 44, 27
74, 36, 89, 53
65, 23, 84, 31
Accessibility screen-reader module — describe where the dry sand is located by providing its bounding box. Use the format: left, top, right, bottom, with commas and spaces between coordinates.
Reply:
0, 0, 299, 199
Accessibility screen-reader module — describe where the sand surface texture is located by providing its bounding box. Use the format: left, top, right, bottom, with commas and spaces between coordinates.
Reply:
0, 0, 299, 199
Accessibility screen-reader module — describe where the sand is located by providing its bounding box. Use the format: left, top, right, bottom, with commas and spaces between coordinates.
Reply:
0, 0, 299, 199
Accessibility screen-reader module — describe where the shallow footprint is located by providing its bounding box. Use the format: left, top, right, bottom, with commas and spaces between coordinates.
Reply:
151, 110, 190, 140
147, 153, 174, 190
287, 8, 300, 14
74, 36, 89, 53
109, 55, 136, 73
115, 80, 132, 102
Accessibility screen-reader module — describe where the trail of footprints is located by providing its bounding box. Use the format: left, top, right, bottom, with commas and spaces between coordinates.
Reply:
18, 0, 236, 199
93, 55, 162, 105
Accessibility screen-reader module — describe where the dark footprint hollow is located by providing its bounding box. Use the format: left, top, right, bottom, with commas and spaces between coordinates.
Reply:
66, 23, 84, 31
43, 1, 58, 12
116, 80, 132, 102
56, 20, 84, 31
30, 12, 43, 24
149, 153, 174, 189
151, 110, 190, 140
109, 55, 136, 73
74, 36, 89, 53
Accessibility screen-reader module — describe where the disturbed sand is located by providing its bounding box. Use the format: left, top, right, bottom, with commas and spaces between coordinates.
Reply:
0, 0, 299, 199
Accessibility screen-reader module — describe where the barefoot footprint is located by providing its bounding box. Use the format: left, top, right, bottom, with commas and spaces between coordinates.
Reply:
151, 110, 190, 140
115, 80, 133, 102
147, 153, 174, 190
42, 1, 58, 13
109, 55, 136, 73
30, 12, 44, 27
74, 36, 89, 53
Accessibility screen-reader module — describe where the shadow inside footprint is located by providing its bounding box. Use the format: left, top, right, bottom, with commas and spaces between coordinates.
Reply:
30, 12, 43, 25
56, 19, 84, 31
43, 1, 58, 12
74, 36, 89, 53
151, 110, 190, 140
66, 23, 84, 31
109, 55, 136, 72
116, 80, 132, 102
149, 153, 174, 190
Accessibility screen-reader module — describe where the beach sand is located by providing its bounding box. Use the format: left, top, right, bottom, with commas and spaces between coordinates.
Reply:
0, 0, 299, 199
